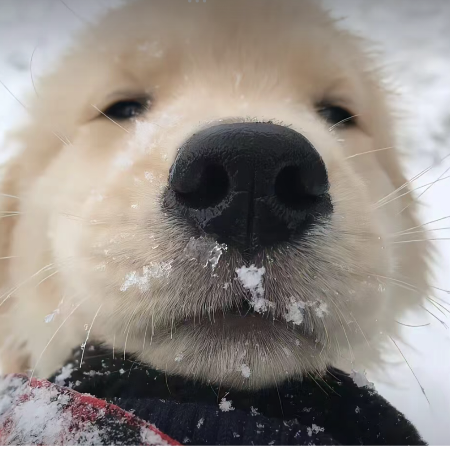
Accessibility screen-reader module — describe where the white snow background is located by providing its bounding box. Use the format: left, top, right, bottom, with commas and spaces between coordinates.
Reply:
0, 0, 449, 444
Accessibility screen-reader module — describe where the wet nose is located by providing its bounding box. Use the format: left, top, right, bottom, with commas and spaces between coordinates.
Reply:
165, 122, 332, 255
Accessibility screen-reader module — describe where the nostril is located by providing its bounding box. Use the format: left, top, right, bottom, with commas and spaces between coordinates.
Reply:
274, 165, 321, 209
175, 164, 229, 209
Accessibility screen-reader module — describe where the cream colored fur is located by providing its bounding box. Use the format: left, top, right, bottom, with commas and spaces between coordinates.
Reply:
0, 0, 430, 389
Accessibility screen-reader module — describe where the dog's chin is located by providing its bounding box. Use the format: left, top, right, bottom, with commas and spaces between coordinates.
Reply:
127, 303, 330, 389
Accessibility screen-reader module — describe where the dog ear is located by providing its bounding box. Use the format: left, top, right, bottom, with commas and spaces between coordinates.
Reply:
0, 50, 81, 273
0, 160, 19, 290
0, 118, 65, 294
0, 143, 25, 370
0, 119, 66, 373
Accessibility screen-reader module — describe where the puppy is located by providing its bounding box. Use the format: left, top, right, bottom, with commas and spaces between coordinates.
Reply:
0, 0, 431, 389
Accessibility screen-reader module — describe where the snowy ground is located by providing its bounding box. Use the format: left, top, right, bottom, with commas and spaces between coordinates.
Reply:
1, 0, 450, 444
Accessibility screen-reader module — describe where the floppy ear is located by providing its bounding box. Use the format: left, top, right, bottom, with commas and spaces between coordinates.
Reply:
0, 119, 66, 373
0, 154, 21, 291
0, 145, 24, 370
0, 119, 65, 295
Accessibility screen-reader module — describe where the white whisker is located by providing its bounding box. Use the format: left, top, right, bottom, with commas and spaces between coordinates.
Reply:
389, 280, 450, 317
0, 214, 22, 219
349, 312, 371, 348
426, 283, 450, 296
319, 317, 330, 356
91, 104, 130, 133
30, 298, 86, 380
30, 45, 40, 98
421, 306, 448, 328
395, 321, 430, 328
376, 175, 450, 209
308, 372, 329, 397
344, 146, 393, 160
362, 272, 450, 314
80, 303, 103, 368
151, 314, 154, 346
34, 269, 59, 288
52, 130, 71, 146
0, 193, 21, 199
334, 334, 342, 359
392, 237, 450, 244
0, 263, 54, 307
142, 319, 150, 351
59, 0, 91, 25
0, 256, 92, 308
392, 227, 450, 237
0, 79, 70, 147
164, 363, 173, 395
266, 350, 285, 414
397, 164, 450, 216
329, 114, 360, 131
377, 153, 450, 205
327, 296, 354, 361
314, 369, 340, 396
396, 215, 450, 235
0, 79, 27, 109
123, 303, 141, 359
388, 335, 430, 405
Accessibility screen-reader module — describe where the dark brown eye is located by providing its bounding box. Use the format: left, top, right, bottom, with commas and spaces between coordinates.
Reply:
317, 104, 356, 128
102, 99, 149, 120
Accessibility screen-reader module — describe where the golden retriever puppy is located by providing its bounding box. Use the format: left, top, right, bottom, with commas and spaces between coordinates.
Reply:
0, 0, 430, 389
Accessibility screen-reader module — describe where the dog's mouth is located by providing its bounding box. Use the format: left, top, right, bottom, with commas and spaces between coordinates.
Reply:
105, 233, 327, 342
176, 294, 313, 339
213, 300, 275, 328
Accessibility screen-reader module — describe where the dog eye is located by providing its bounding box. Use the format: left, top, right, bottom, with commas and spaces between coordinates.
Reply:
317, 105, 356, 128
102, 99, 149, 120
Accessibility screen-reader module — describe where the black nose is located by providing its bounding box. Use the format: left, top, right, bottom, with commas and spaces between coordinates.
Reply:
164, 122, 332, 255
